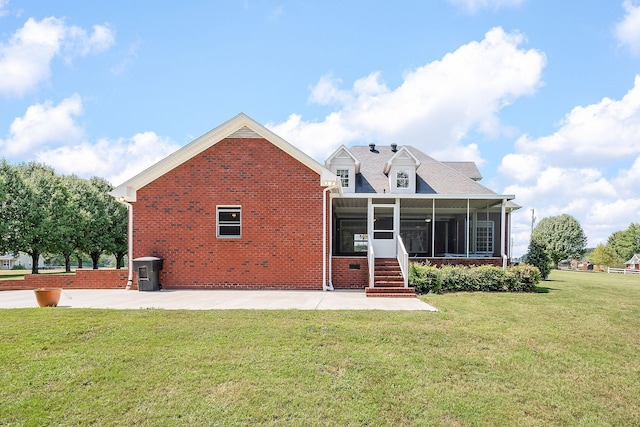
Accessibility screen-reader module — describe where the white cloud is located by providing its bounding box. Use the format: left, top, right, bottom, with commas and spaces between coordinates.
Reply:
448, 0, 525, 14
0, 17, 115, 96
614, 0, 640, 54
64, 23, 115, 59
0, 93, 179, 185
514, 76, 640, 166
269, 27, 545, 162
499, 77, 640, 255
35, 131, 181, 186
0, 94, 84, 156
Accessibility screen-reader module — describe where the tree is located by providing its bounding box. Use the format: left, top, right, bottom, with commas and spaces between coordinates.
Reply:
588, 244, 621, 269
52, 175, 92, 272
607, 223, 640, 262
111, 203, 128, 269
79, 177, 127, 269
526, 238, 551, 280
0, 162, 67, 274
532, 214, 588, 268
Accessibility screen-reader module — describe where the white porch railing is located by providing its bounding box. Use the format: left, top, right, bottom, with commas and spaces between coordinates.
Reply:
608, 267, 640, 275
397, 235, 409, 288
368, 235, 375, 288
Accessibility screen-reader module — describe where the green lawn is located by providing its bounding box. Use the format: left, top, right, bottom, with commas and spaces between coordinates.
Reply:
1, 270, 639, 426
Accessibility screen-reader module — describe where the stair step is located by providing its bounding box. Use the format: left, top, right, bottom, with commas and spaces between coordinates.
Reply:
375, 282, 405, 287
366, 287, 416, 298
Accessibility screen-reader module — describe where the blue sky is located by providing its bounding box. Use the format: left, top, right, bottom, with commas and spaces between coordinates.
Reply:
1, 0, 640, 256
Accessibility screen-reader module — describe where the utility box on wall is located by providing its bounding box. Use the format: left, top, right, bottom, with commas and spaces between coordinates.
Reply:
132, 257, 163, 291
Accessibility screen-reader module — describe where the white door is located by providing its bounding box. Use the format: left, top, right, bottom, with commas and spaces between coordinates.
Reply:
370, 205, 396, 258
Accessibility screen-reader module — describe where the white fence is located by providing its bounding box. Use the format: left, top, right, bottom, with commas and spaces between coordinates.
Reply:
607, 267, 640, 275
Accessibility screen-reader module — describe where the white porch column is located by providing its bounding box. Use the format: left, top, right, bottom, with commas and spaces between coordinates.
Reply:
431, 198, 435, 257
466, 199, 470, 258
501, 199, 507, 268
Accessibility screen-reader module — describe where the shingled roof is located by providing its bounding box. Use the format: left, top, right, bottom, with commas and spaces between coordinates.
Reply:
349, 145, 496, 196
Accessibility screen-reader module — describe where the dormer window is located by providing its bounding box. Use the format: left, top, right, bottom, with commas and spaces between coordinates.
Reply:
325, 145, 360, 194
384, 146, 421, 194
336, 169, 349, 188
396, 170, 410, 188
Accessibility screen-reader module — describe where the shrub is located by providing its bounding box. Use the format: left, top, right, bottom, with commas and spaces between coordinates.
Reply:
408, 262, 441, 294
11, 264, 26, 270
408, 263, 541, 294
508, 265, 541, 292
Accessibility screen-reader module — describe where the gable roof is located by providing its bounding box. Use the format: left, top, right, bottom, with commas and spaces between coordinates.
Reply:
325, 145, 361, 173
626, 254, 640, 264
110, 113, 337, 202
383, 146, 421, 175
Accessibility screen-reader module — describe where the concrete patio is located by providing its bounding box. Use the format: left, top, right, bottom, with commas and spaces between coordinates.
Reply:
0, 289, 438, 311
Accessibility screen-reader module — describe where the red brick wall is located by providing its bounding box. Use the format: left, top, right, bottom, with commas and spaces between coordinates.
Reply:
132, 137, 325, 290
0, 269, 132, 291
332, 257, 369, 289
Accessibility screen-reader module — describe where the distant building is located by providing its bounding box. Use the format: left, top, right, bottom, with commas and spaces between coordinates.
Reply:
626, 254, 640, 271
0, 253, 45, 270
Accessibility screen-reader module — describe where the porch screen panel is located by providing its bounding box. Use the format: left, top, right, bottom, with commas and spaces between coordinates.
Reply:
337, 219, 367, 254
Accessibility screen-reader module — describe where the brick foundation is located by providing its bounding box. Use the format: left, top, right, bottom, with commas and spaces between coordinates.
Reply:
331, 257, 369, 289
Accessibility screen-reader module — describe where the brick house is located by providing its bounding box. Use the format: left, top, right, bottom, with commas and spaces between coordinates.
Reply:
111, 113, 519, 294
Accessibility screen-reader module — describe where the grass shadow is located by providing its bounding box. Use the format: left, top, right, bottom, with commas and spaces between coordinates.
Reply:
533, 286, 560, 293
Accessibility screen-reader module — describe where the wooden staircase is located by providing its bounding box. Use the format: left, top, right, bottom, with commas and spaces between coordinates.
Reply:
365, 258, 416, 298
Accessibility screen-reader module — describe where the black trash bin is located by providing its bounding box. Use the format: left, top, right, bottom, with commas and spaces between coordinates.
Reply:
132, 257, 163, 291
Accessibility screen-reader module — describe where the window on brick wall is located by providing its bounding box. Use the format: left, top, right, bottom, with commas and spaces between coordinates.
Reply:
217, 206, 241, 238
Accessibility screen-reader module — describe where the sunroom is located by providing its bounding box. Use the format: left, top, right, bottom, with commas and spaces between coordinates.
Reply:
331, 195, 515, 265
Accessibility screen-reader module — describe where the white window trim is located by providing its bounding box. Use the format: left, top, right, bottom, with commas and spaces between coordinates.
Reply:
217, 206, 242, 238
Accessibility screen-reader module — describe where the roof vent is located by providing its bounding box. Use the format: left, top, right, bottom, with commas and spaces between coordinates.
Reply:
369, 143, 376, 152
391, 143, 397, 152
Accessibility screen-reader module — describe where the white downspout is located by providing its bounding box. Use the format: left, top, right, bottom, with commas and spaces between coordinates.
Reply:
327, 189, 334, 291
116, 197, 134, 290
322, 183, 339, 291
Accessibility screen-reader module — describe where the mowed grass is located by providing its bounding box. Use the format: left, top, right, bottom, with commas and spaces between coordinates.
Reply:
1, 270, 639, 426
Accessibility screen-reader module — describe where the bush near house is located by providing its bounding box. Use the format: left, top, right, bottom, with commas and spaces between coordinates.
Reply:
409, 262, 540, 294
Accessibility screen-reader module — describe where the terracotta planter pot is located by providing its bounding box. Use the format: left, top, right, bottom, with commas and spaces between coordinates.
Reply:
34, 288, 62, 307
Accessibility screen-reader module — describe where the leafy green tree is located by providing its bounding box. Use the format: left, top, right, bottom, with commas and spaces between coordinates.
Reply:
588, 243, 621, 269
111, 203, 128, 269
52, 175, 92, 272
0, 160, 25, 256
0, 162, 68, 274
79, 177, 126, 269
607, 223, 640, 262
526, 238, 551, 280
532, 214, 588, 268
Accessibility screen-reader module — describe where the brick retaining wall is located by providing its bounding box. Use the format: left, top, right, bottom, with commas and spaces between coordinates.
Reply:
0, 269, 133, 291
